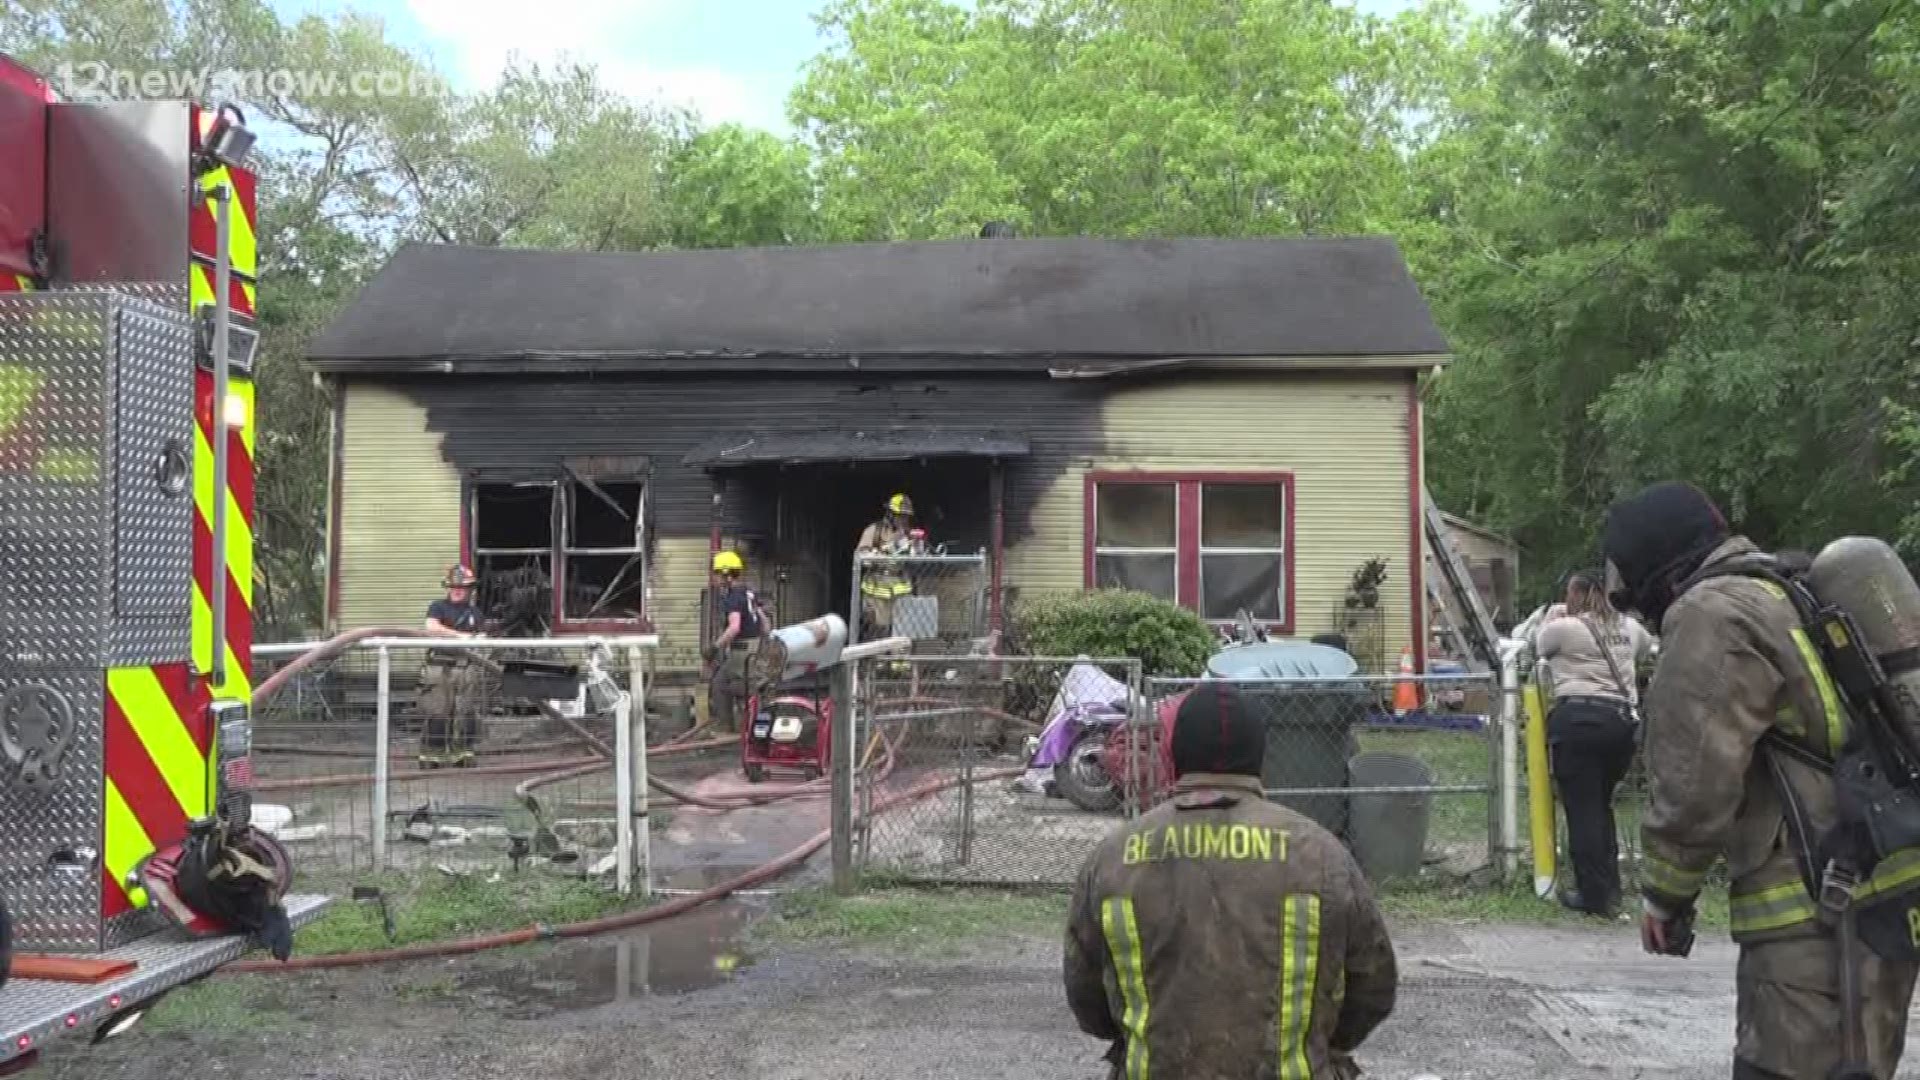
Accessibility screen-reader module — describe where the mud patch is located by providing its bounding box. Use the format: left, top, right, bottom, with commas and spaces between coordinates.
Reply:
452, 901, 759, 1017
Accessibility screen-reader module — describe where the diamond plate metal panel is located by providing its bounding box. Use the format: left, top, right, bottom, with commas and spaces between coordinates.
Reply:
109, 301, 194, 665
0, 291, 112, 665
0, 288, 198, 952
0, 668, 105, 953
0, 893, 331, 1067
0, 289, 196, 667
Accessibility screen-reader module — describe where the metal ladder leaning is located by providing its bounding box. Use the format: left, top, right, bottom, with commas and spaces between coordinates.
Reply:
1422, 486, 1502, 674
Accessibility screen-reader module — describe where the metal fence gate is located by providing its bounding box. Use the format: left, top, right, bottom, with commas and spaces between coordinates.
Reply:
852, 655, 1144, 886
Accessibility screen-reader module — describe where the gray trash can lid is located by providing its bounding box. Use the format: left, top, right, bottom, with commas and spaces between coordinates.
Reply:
1207, 641, 1359, 680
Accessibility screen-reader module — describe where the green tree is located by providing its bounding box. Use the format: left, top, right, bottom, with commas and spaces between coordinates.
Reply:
791, 0, 1473, 241
665, 124, 817, 248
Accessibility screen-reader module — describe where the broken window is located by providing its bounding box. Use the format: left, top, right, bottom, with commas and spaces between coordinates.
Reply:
467, 474, 647, 631
470, 482, 559, 635
562, 478, 645, 621
1092, 481, 1177, 602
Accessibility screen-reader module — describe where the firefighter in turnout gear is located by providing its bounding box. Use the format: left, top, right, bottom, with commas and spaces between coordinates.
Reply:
1064, 683, 1398, 1080
417, 563, 486, 768
705, 550, 765, 732
1605, 482, 1920, 1080
857, 492, 915, 639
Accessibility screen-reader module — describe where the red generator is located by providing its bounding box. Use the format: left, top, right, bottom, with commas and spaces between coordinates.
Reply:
741, 672, 833, 783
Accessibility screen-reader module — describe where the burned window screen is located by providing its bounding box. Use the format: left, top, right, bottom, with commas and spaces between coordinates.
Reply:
563, 481, 645, 620
1095, 482, 1177, 602
1199, 483, 1285, 621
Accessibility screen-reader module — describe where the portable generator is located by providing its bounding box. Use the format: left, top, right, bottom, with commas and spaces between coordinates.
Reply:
740, 616, 848, 783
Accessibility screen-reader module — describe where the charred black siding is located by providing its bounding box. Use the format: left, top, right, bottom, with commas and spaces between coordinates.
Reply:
392, 373, 1107, 542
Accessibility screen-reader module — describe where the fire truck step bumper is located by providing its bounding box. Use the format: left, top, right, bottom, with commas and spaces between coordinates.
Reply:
0, 893, 331, 1066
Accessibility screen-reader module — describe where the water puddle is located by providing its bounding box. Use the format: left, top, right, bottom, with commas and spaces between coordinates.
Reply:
655, 863, 767, 892
454, 900, 759, 1015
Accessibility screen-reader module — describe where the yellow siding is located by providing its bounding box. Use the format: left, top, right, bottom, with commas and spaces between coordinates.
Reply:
650, 538, 712, 672
1004, 373, 1413, 669
335, 385, 462, 631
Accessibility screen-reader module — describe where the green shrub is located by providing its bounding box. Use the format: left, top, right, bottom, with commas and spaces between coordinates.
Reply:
1012, 589, 1217, 677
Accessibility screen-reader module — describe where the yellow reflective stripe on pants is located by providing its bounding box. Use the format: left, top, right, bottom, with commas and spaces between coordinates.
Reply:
1789, 627, 1847, 753
1101, 898, 1150, 1080
1730, 880, 1818, 935
1278, 894, 1321, 1080
1642, 853, 1707, 902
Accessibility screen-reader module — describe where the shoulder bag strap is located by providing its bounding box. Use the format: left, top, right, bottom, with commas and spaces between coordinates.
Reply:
1579, 615, 1636, 703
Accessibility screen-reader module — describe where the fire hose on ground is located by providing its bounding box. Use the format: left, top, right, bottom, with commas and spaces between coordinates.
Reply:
233, 626, 1029, 972
227, 761, 1020, 973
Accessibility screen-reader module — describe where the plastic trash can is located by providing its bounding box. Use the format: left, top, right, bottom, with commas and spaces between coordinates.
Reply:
1207, 642, 1363, 839
1347, 751, 1436, 882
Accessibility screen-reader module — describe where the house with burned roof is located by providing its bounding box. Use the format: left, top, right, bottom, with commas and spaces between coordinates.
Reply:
304, 234, 1451, 679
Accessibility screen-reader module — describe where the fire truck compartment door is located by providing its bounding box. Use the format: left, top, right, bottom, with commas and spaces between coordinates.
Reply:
109, 300, 195, 636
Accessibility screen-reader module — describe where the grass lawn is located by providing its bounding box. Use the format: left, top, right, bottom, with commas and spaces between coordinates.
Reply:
289, 869, 645, 956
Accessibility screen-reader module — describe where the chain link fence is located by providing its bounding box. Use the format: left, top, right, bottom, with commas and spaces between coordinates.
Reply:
844, 661, 1504, 889
853, 655, 1144, 886
251, 639, 679, 884
1142, 673, 1501, 880
849, 551, 990, 652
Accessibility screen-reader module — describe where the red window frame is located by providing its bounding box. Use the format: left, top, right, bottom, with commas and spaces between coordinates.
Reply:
1082, 470, 1296, 633
464, 476, 650, 632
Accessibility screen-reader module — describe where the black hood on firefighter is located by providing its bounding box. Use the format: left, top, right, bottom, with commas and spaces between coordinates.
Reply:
1170, 684, 1265, 778
1602, 481, 1730, 627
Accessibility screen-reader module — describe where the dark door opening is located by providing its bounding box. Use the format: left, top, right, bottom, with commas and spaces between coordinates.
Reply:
731, 461, 990, 631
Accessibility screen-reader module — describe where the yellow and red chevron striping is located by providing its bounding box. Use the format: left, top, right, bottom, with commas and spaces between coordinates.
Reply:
99, 380, 254, 920
191, 372, 255, 698
187, 121, 258, 319
101, 665, 209, 917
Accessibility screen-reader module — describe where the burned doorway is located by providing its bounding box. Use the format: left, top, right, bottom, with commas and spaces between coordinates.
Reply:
756, 462, 992, 627
686, 429, 1029, 633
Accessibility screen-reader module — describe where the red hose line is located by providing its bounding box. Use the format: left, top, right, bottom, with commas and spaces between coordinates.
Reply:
255, 735, 731, 763
228, 762, 1020, 973
255, 757, 603, 793
252, 628, 432, 709
255, 740, 590, 759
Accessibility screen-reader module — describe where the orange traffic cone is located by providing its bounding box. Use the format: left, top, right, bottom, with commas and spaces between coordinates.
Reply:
1392, 650, 1419, 715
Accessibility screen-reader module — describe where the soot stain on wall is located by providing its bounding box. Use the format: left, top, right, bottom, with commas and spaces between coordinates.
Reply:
394, 373, 1109, 544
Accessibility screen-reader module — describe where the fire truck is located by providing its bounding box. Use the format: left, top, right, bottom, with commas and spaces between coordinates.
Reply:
0, 56, 327, 1070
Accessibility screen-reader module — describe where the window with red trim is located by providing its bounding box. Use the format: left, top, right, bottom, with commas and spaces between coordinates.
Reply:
469, 475, 647, 629
1085, 472, 1294, 629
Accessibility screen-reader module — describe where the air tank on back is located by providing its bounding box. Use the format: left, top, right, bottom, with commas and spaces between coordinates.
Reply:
1806, 537, 1920, 740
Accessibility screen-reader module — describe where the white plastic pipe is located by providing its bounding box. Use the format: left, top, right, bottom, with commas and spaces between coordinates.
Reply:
373, 644, 391, 867
614, 686, 633, 896
1499, 650, 1521, 879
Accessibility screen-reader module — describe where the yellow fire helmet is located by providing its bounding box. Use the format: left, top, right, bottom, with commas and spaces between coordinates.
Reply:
712, 550, 745, 574
887, 493, 914, 516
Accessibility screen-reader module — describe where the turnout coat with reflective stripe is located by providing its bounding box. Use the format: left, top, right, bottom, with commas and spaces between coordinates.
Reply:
1637, 536, 1920, 940
1064, 774, 1398, 1080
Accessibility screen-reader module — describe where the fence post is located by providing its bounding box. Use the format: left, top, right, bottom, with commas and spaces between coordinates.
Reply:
634, 654, 651, 898
1498, 653, 1521, 880
615, 678, 634, 897
373, 644, 391, 869
831, 656, 857, 895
